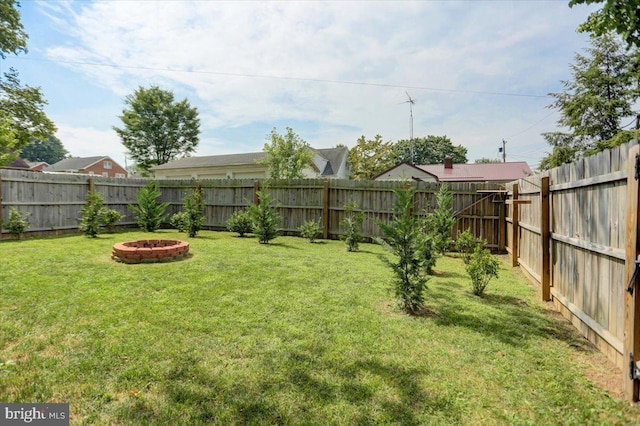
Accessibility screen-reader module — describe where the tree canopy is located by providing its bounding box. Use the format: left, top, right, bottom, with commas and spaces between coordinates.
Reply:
539, 34, 640, 169
392, 135, 468, 165
114, 85, 200, 174
260, 127, 313, 179
348, 135, 396, 180
570, 0, 640, 49
0, 1, 56, 166
0, 0, 28, 59
20, 135, 68, 164
474, 157, 502, 164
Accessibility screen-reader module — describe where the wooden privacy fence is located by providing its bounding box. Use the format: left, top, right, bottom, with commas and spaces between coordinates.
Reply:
505, 139, 640, 401
0, 170, 505, 245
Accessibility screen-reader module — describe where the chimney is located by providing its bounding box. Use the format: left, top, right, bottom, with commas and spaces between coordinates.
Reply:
444, 156, 453, 169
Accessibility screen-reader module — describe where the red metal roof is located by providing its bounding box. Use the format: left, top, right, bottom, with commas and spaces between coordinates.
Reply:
417, 161, 531, 182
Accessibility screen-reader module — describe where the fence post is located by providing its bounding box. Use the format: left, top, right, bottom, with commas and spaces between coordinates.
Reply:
541, 176, 551, 301
323, 180, 330, 239
253, 180, 260, 205
0, 172, 3, 240
624, 144, 640, 401
498, 198, 506, 253
88, 177, 95, 194
511, 183, 520, 267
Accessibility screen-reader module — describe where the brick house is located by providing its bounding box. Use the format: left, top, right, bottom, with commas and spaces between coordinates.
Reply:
44, 156, 128, 178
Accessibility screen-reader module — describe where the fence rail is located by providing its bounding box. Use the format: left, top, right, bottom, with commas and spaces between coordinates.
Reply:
505, 139, 640, 401
0, 171, 504, 245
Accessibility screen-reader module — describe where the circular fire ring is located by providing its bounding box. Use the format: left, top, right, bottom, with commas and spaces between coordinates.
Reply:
112, 240, 190, 264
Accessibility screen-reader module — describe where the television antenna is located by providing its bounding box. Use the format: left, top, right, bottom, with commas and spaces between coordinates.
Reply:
402, 91, 416, 163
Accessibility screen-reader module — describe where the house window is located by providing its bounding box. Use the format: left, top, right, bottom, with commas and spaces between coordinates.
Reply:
115, 173, 125, 178
102, 172, 109, 177
103, 161, 112, 169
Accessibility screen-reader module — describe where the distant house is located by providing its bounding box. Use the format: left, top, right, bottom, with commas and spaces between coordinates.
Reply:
44, 156, 128, 178
150, 146, 350, 180
27, 161, 50, 172
2, 157, 31, 170
373, 162, 439, 182
375, 157, 531, 183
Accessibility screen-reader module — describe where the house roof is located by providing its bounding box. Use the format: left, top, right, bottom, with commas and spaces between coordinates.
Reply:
312, 146, 348, 176
45, 156, 110, 172
151, 152, 265, 170
7, 157, 30, 169
372, 162, 440, 181
27, 161, 50, 168
417, 161, 531, 182
150, 147, 349, 177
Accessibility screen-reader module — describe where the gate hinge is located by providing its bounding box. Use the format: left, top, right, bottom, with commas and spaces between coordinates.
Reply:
630, 353, 640, 380
626, 260, 640, 294
635, 154, 640, 181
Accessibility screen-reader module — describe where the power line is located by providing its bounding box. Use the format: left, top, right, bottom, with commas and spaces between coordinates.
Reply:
507, 110, 555, 138
11, 56, 550, 99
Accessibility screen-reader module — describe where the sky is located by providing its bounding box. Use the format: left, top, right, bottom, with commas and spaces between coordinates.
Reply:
5, 0, 600, 170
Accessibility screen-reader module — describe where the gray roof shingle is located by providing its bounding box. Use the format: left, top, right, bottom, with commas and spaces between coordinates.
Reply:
45, 156, 108, 171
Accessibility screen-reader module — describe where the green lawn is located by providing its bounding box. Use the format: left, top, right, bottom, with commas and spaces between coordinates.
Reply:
0, 230, 637, 425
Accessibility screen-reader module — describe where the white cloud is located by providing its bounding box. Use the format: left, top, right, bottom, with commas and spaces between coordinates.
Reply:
55, 125, 127, 169
39, 0, 598, 168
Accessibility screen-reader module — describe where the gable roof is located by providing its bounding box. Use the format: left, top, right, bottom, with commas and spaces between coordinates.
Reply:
27, 161, 50, 168
372, 162, 440, 181
417, 161, 531, 182
45, 156, 110, 172
312, 146, 348, 176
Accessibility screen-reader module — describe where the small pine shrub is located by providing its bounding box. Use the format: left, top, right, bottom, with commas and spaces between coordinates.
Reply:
226, 210, 253, 237
340, 202, 364, 252
80, 192, 105, 238
427, 182, 456, 255
129, 181, 169, 232
184, 187, 205, 237
170, 211, 190, 233
298, 219, 321, 243
377, 188, 429, 314
466, 246, 500, 296
248, 190, 281, 244
101, 208, 124, 233
421, 231, 438, 275
6, 207, 29, 239
456, 228, 487, 264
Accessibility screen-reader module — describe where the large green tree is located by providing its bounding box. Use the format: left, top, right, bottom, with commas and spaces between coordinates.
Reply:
0, 0, 56, 166
348, 134, 395, 180
20, 135, 68, 164
0, 0, 27, 58
570, 0, 640, 49
540, 34, 639, 169
260, 127, 313, 179
114, 85, 200, 173
392, 135, 468, 165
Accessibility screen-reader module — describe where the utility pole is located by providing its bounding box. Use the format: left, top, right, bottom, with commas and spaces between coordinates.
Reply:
499, 139, 506, 162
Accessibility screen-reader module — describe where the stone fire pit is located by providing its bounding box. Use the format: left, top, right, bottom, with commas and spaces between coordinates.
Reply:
112, 240, 190, 263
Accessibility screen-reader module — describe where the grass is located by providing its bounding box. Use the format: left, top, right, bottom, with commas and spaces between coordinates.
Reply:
0, 230, 638, 425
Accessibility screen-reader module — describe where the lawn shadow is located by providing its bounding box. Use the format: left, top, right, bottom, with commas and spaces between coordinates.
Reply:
428, 283, 589, 350
266, 242, 301, 250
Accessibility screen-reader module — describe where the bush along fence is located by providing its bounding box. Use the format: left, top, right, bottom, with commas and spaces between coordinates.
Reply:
0, 171, 505, 247
505, 139, 640, 402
